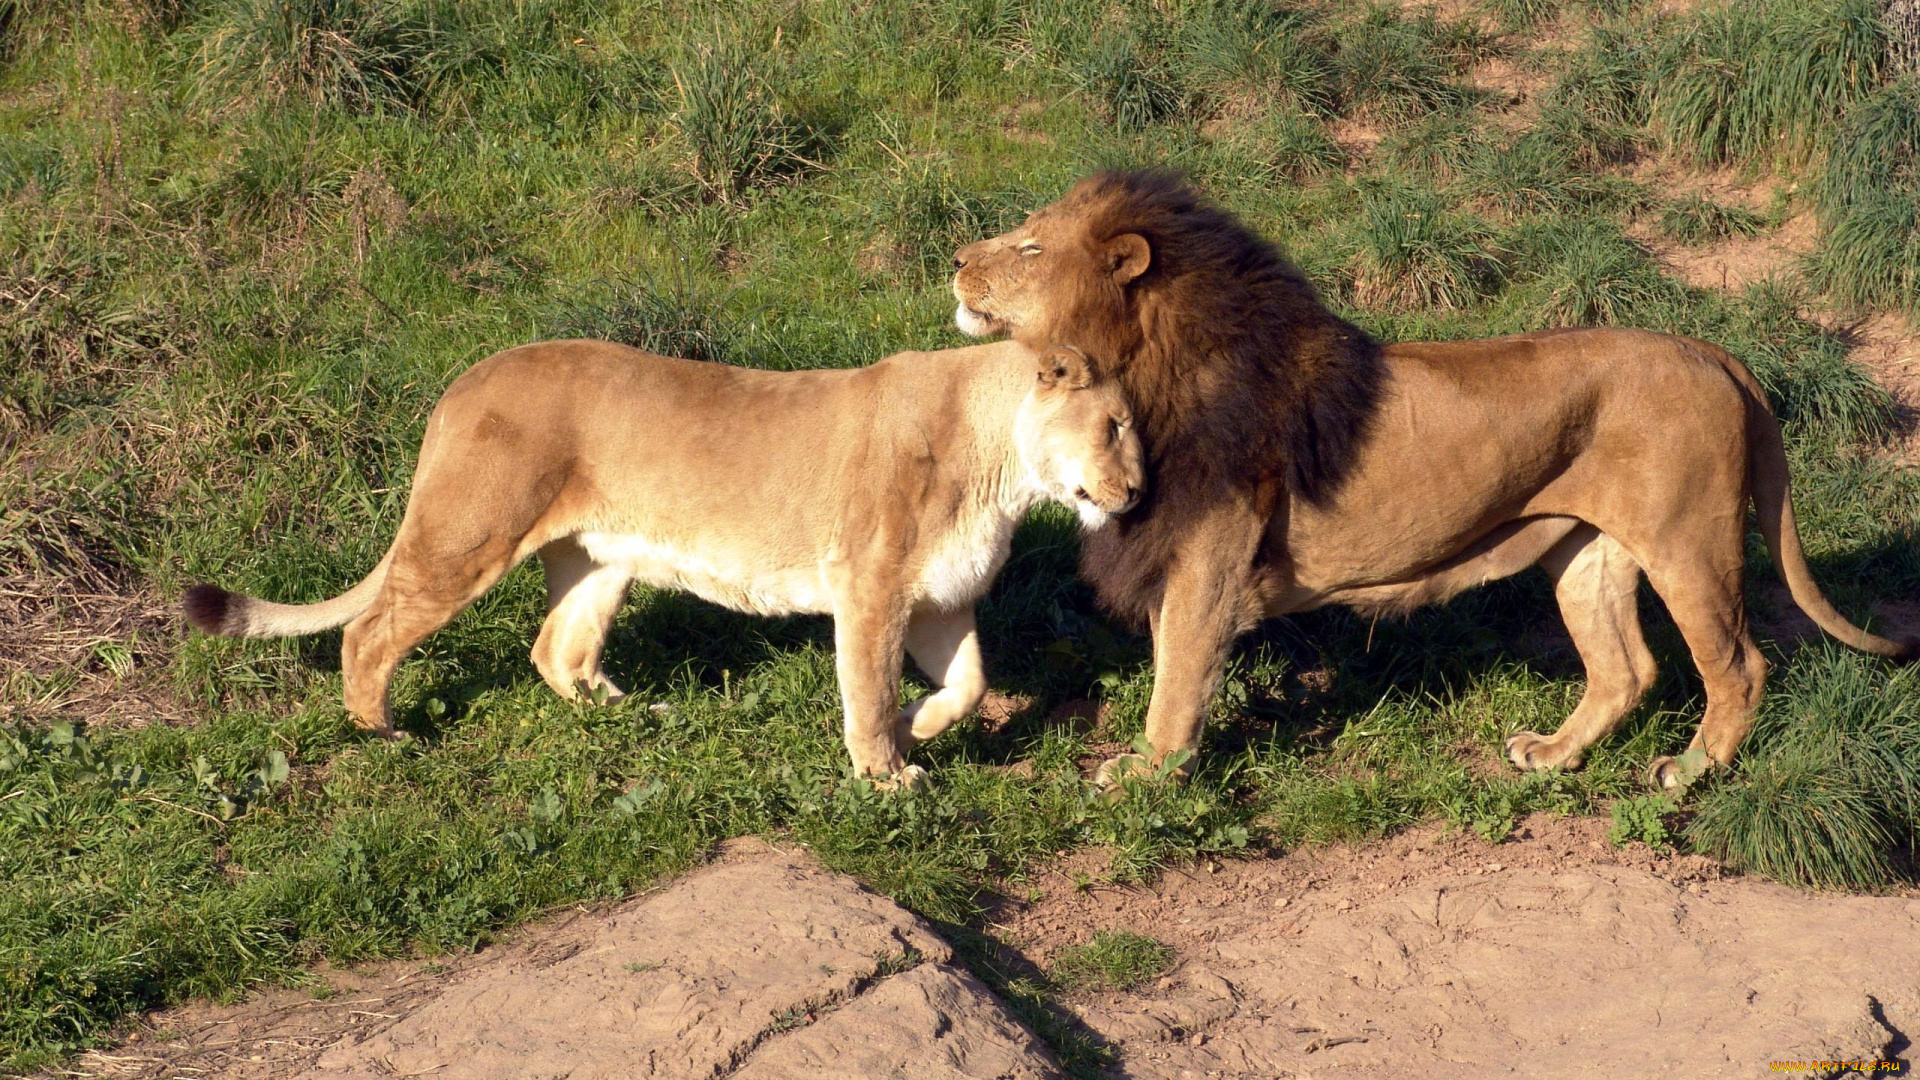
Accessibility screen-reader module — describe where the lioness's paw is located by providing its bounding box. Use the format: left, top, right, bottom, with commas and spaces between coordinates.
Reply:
1091, 753, 1151, 789
1505, 731, 1579, 772
870, 765, 930, 792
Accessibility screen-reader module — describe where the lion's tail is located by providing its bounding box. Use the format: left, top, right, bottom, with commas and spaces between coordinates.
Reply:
1739, 367, 1916, 661
183, 550, 393, 639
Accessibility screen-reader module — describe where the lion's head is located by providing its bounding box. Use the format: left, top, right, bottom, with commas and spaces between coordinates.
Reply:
951, 171, 1384, 622
951, 181, 1151, 348
953, 171, 1380, 500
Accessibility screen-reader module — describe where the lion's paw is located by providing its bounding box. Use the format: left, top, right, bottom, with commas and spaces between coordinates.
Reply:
1505, 731, 1578, 772
1647, 748, 1713, 793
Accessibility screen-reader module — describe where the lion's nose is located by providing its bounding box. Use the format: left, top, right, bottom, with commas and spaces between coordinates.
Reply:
952, 254, 967, 270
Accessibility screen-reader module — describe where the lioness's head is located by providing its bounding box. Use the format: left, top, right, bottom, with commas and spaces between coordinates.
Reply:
951, 174, 1157, 347
1015, 346, 1144, 528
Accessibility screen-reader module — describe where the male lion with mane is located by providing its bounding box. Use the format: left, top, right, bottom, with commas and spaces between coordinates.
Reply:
183, 340, 1142, 783
952, 170, 1913, 789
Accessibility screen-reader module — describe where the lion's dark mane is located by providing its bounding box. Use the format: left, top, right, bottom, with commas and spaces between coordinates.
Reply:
1046, 171, 1384, 623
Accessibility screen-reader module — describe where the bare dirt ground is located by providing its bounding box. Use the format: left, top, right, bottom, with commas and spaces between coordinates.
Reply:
993, 814, 1920, 1078
57, 820, 1920, 1080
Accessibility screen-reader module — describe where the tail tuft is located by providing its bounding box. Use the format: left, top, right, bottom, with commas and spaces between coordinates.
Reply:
183, 584, 236, 635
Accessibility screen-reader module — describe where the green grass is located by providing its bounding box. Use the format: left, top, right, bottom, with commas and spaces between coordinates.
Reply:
1655, 194, 1767, 246
1349, 184, 1504, 310
3, 0, 1919, 1069
1049, 929, 1176, 992
1806, 78, 1920, 317
1647, 0, 1886, 167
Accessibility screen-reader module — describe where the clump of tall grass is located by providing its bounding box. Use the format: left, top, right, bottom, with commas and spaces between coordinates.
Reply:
1481, 0, 1564, 32
668, 38, 819, 206
1681, 279, 1896, 442
1483, 0, 1642, 30
1805, 196, 1920, 317
1462, 130, 1635, 215
1814, 78, 1920, 217
1515, 218, 1684, 326
1534, 99, 1639, 167
1805, 79, 1920, 316
1331, 4, 1484, 126
545, 278, 752, 366
191, 0, 454, 111
1539, 21, 1650, 155
1689, 648, 1920, 890
1656, 194, 1766, 245
1648, 0, 1885, 167
1175, 0, 1338, 116
1073, 25, 1185, 130
1380, 108, 1488, 180
1350, 186, 1505, 310
879, 162, 1032, 278
1237, 110, 1347, 182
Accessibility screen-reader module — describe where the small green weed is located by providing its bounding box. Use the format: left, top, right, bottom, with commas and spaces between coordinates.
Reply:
1606, 794, 1675, 849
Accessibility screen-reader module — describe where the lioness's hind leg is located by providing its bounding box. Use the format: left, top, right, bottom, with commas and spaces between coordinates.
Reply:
342, 542, 518, 736
1508, 527, 1656, 772
532, 539, 631, 702
899, 606, 987, 748
1641, 551, 1767, 790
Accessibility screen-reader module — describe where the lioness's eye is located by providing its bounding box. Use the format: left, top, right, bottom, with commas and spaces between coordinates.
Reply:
1019, 244, 1042, 256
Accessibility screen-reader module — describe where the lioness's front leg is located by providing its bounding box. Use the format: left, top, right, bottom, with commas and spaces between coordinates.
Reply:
1096, 498, 1270, 785
898, 606, 987, 749
830, 585, 917, 782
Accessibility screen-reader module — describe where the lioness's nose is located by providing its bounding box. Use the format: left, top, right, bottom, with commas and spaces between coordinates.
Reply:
952, 241, 982, 269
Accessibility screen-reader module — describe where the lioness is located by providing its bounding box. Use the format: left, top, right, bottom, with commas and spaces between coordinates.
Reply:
952, 171, 1913, 788
183, 340, 1143, 780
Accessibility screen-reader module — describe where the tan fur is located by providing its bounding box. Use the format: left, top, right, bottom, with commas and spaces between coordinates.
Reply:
184, 340, 1143, 779
954, 177, 1912, 790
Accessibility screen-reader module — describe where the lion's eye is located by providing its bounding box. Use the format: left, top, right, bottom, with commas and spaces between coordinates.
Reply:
1019, 244, 1043, 257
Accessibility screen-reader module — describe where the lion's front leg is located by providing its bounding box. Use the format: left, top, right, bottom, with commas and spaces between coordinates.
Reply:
1097, 501, 1270, 786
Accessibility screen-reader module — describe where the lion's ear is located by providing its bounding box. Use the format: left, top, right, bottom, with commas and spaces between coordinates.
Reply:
1105, 233, 1150, 285
1037, 346, 1093, 391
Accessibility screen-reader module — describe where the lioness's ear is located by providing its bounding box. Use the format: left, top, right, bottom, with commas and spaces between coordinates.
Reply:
1105, 233, 1150, 285
1037, 346, 1093, 391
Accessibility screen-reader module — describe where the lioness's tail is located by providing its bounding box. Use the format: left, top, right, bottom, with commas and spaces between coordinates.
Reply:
1741, 372, 1916, 661
183, 551, 393, 639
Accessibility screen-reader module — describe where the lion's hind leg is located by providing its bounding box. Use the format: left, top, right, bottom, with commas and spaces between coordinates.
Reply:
532, 538, 632, 703
1507, 526, 1656, 773
898, 606, 987, 749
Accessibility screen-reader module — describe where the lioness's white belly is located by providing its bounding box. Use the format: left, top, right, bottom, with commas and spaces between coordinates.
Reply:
914, 511, 1019, 612
575, 532, 831, 616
